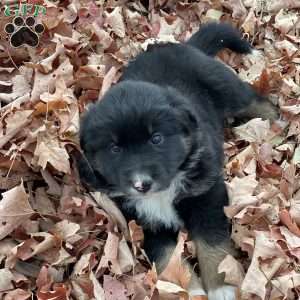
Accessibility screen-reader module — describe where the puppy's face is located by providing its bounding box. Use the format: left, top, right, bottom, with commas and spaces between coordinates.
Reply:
80, 81, 194, 197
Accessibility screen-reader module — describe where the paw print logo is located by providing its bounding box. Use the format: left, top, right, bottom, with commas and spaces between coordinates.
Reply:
4, 16, 44, 48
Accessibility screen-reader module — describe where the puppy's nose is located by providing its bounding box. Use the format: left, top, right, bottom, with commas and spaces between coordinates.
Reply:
132, 178, 153, 193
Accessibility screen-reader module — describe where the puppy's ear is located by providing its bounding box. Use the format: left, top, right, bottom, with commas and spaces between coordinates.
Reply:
75, 151, 109, 192
165, 88, 198, 134
172, 102, 198, 134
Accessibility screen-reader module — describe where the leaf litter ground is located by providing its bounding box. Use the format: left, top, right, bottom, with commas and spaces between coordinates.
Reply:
0, 0, 300, 299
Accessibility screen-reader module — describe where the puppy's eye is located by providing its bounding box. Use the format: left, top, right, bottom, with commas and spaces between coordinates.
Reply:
150, 133, 163, 145
110, 143, 121, 153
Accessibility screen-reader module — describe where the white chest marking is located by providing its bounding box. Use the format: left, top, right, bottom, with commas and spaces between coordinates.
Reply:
126, 176, 184, 230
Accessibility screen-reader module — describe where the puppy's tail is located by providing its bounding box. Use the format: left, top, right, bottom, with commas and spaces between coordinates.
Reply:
187, 22, 251, 57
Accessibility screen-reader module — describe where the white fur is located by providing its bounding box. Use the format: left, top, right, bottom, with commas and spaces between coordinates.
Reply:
125, 173, 184, 230
208, 285, 236, 300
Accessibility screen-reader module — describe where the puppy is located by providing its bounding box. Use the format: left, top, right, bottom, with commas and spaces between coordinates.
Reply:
78, 22, 277, 299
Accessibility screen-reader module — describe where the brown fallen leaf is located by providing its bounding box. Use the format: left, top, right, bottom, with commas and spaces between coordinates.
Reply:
40, 77, 76, 104
103, 275, 128, 300
128, 220, 144, 257
33, 100, 68, 117
0, 183, 34, 240
98, 66, 118, 100
221, 0, 247, 18
0, 268, 15, 292
97, 231, 122, 275
104, 7, 126, 38
91, 192, 129, 237
233, 118, 270, 143
34, 187, 57, 215
279, 209, 300, 237
241, 231, 287, 299
37, 284, 69, 300
90, 271, 105, 300
270, 271, 300, 299
118, 236, 135, 273
266, 0, 300, 12
159, 232, 191, 290
225, 174, 259, 218
0, 110, 33, 149
0, 66, 32, 103
31, 59, 74, 101
3, 288, 32, 300
218, 255, 245, 287
33, 125, 71, 174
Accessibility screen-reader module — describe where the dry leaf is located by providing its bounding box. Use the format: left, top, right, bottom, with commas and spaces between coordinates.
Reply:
233, 118, 270, 143
0, 184, 34, 240
0, 110, 33, 149
218, 255, 245, 287
33, 126, 70, 174
0, 269, 15, 292
225, 174, 258, 218
159, 232, 191, 289
104, 7, 126, 38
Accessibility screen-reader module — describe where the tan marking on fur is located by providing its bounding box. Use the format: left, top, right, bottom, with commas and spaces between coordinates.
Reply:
237, 100, 279, 121
194, 238, 234, 292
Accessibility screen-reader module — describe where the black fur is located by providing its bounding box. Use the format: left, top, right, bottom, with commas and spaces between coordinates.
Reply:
79, 22, 269, 295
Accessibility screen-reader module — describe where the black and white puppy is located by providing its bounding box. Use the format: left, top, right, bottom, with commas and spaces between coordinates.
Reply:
78, 23, 277, 299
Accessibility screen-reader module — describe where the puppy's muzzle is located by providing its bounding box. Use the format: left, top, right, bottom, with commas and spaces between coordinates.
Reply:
131, 174, 153, 193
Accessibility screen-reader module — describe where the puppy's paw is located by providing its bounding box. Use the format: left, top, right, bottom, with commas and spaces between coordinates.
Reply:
208, 285, 236, 300
189, 287, 206, 298
237, 100, 279, 122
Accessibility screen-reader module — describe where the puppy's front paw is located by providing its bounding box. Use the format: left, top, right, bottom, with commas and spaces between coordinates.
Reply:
189, 287, 206, 299
208, 285, 236, 300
